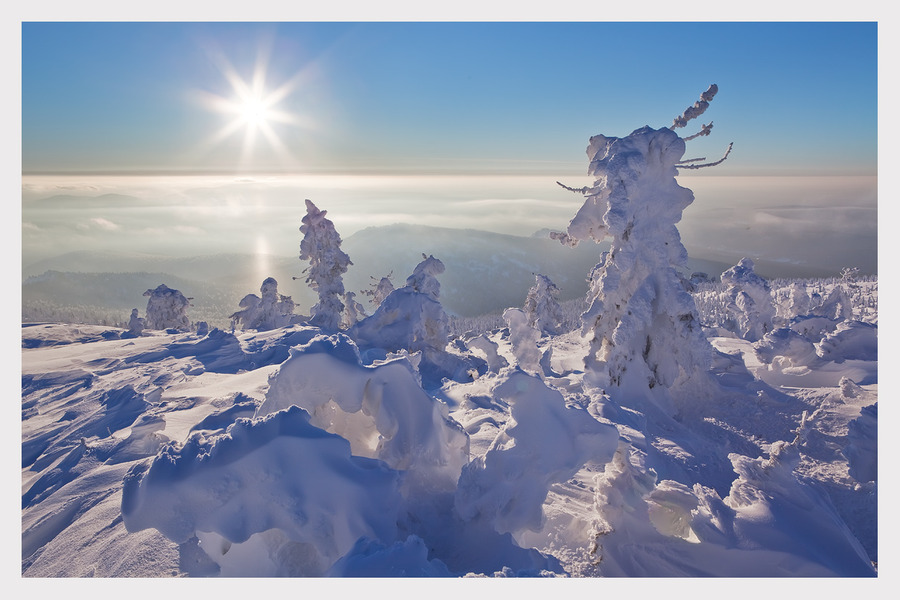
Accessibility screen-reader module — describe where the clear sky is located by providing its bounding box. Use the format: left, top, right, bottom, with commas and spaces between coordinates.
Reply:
22, 21, 877, 176
16, 14, 885, 279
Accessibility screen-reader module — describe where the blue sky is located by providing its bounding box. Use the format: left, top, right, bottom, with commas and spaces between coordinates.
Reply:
22, 21, 877, 176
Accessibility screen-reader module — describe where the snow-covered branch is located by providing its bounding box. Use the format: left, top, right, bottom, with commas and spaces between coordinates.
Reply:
675, 142, 733, 170
682, 121, 714, 141
672, 84, 718, 129
556, 181, 592, 194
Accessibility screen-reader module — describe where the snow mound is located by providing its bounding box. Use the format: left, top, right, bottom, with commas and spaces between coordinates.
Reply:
121, 405, 402, 576
257, 333, 469, 491
816, 320, 877, 362
589, 441, 876, 576
844, 402, 877, 483
455, 370, 618, 536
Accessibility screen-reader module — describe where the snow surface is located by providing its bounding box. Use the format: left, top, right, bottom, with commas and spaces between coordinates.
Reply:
19, 88, 881, 583
21, 274, 878, 579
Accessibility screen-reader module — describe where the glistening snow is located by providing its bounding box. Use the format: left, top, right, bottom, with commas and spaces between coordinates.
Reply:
21, 88, 877, 577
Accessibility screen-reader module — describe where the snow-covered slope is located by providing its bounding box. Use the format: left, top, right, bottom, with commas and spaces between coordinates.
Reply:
21, 275, 878, 577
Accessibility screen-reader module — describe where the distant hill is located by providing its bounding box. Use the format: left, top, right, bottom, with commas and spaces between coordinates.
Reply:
22, 224, 770, 325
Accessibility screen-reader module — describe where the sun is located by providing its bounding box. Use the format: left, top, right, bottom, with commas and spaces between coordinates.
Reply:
191, 40, 312, 169
239, 95, 271, 129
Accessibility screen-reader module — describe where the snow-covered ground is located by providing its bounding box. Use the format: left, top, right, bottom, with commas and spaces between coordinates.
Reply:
21, 275, 877, 578
19, 87, 880, 582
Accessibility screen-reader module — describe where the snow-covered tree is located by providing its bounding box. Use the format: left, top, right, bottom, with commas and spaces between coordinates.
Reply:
523, 274, 564, 336
811, 280, 854, 322
143, 284, 191, 331
721, 258, 776, 342
230, 277, 296, 331
503, 307, 542, 374
342, 291, 368, 329
350, 254, 449, 355
406, 253, 444, 300
299, 199, 352, 331
776, 281, 811, 322
126, 308, 144, 337
363, 273, 395, 308
551, 85, 729, 405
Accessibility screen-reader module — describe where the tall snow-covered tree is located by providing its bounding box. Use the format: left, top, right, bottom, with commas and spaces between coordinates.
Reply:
552, 85, 731, 410
299, 199, 352, 331
524, 273, 564, 335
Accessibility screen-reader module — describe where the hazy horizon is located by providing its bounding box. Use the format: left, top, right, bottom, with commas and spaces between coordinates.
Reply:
22, 172, 877, 278
19, 21, 879, 280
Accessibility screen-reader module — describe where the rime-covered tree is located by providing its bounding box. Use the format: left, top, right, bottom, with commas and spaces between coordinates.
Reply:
143, 284, 191, 331
350, 254, 449, 355
125, 308, 144, 337
298, 199, 352, 331
503, 307, 542, 374
342, 291, 368, 329
363, 273, 395, 308
523, 273, 564, 335
552, 85, 731, 408
721, 258, 776, 342
230, 277, 296, 331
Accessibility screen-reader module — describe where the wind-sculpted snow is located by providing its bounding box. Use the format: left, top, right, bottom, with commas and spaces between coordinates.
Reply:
121, 406, 402, 576
20, 86, 879, 577
588, 440, 875, 576
455, 371, 618, 536
815, 320, 877, 362
258, 333, 469, 491
844, 402, 877, 484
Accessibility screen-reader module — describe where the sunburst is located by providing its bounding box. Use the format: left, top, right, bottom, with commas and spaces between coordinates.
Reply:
191, 39, 313, 170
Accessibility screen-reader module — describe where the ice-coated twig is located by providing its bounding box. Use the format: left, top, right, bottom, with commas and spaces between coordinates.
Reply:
672, 84, 718, 129
683, 122, 714, 141
557, 181, 592, 194
675, 142, 733, 169
676, 157, 707, 165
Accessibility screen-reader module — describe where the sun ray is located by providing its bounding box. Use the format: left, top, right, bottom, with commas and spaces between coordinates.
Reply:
189, 37, 313, 171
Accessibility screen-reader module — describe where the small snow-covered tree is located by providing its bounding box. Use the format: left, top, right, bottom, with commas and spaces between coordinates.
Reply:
342, 291, 368, 329
126, 308, 144, 337
350, 254, 449, 355
363, 273, 395, 308
406, 253, 444, 300
299, 199, 352, 331
720, 258, 776, 342
524, 274, 564, 336
143, 284, 191, 331
503, 307, 542, 374
551, 85, 730, 406
230, 277, 296, 331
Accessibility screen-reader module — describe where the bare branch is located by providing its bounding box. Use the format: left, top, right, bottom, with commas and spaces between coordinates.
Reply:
557, 181, 592, 194
675, 142, 733, 170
